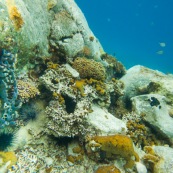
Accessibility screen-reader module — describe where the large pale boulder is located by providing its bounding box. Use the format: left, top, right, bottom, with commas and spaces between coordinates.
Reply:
120, 65, 173, 104
87, 104, 127, 136
0, 0, 105, 70
131, 94, 173, 143
152, 146, 173, 173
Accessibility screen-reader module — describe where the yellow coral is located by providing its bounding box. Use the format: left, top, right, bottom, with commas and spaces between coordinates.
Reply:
73, 79, 86, 97
86, 78, 106, 95
95, 84, 105, 95
47, 61, 59, 69
47, 0, 57, 10
0, 151, 17, 168
6, 0, 24, 31
73, 57, 106, 81
95, 165, 121, 173
52, 92, 65, 104
89, 135, 139, 169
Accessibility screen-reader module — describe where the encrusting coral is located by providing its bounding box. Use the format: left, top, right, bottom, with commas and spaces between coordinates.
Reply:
95, 165, 121, 173
72, 57, 106, 80
86, 134, 139, 169
73, 79, 87, 97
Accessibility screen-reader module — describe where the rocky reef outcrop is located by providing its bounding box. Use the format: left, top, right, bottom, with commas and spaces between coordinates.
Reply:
0, 1, 173, 173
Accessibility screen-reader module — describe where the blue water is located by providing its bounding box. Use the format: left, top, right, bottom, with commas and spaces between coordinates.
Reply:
75, 0, 173, 74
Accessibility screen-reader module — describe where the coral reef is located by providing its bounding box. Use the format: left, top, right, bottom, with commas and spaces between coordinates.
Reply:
123, 112, 161, 148
0, 1, 172, 173
40, 65, 123, 137
72, 57, 106, 80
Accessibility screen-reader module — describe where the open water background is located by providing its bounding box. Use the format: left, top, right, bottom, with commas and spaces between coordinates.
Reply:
76, 0, 173, 74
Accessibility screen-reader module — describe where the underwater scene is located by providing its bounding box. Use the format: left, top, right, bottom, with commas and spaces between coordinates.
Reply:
0, 0, 173, 173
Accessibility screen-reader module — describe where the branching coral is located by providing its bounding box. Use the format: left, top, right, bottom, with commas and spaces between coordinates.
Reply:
73, 79, 86, 97
143, 146, 160, 172
72, 57, 106, 80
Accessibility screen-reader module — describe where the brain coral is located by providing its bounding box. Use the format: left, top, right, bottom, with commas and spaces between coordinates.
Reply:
72, 57, 106, 80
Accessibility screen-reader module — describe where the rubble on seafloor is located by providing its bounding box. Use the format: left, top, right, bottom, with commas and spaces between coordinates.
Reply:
0, 0, 173, 173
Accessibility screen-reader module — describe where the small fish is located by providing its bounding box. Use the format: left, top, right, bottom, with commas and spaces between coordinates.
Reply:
159, 42, 166, 47
156, 50, 164, 55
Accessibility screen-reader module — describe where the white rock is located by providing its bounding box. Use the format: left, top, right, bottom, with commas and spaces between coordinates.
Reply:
87, 104, 127, 135
120, 65, 173, 100
0, 161, 11, 173
152, 146, 173, 173
45, 157, 54, 166
135, 162, 147, 173
65, 64, 79, 78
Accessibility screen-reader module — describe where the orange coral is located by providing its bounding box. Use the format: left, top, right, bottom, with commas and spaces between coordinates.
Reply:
86, 78, 106, 95
88, 135, 139, 169
52, 92, 65, 104
95, 165, 121, 173
82, 46, 91, 56
73, 79, 86, 97
8, 6, 24, 30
